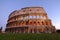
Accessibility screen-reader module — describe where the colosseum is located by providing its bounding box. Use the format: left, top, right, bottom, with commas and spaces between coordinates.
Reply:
5, 7, 56, 33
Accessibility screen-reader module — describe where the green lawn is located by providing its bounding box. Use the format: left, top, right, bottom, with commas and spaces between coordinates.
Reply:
0, 33, 60, 40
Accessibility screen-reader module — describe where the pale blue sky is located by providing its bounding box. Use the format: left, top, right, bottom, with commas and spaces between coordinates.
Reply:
0, 0, 60, 31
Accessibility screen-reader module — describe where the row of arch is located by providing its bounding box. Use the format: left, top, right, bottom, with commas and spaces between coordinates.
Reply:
6, 26, 55, 33
21, 21, 51, 26
7, 20, 52, 28
8, 15, 47, 23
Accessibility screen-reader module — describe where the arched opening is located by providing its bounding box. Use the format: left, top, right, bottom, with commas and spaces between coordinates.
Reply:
25, 28, 28, 33
38, 29, 41, 33
41, 28, 44, 32
33, 15, 36, 18
34, 21, 36, 26
34, 29, 37, 33
45, 27, 49, 33
30, 21, 32, 25
46, 27, 49, 30
44, 16, 46, 19
18, 22, 20, 26
42, 21, 44, 25
37, 15, 40, 19
37, 21, 40, 25
26, 21, 29, 25
21, 21, 24, 26
26, 16, 28, 19
29, 16, 32, 19
30, 29, 32, 33
40, 15, 42, 19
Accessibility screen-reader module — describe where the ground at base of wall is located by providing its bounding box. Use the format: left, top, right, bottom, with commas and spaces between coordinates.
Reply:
0, 33, 60, 40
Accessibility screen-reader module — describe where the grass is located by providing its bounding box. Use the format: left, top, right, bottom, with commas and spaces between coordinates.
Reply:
0, 33, 60, 40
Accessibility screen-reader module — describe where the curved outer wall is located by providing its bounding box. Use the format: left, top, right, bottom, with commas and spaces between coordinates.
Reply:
5, 7, 56, 33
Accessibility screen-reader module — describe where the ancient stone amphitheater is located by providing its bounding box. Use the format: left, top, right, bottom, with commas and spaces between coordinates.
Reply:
5, 7, 56, 33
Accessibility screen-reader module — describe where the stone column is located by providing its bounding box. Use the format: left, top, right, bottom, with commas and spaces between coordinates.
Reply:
28, 27, 30, 33
36, 15, 39, 33
32, 15, 34, 33
32, 29, 34, 33
28, 15, 30, 33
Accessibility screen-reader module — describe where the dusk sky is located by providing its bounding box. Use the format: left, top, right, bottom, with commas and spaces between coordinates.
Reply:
0, 0, 60, 31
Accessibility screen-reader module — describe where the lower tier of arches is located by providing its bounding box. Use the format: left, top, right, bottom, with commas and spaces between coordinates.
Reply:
5, 26, 56, 33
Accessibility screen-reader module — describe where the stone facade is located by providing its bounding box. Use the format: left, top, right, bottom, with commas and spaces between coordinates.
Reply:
5, 7, 56, 33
